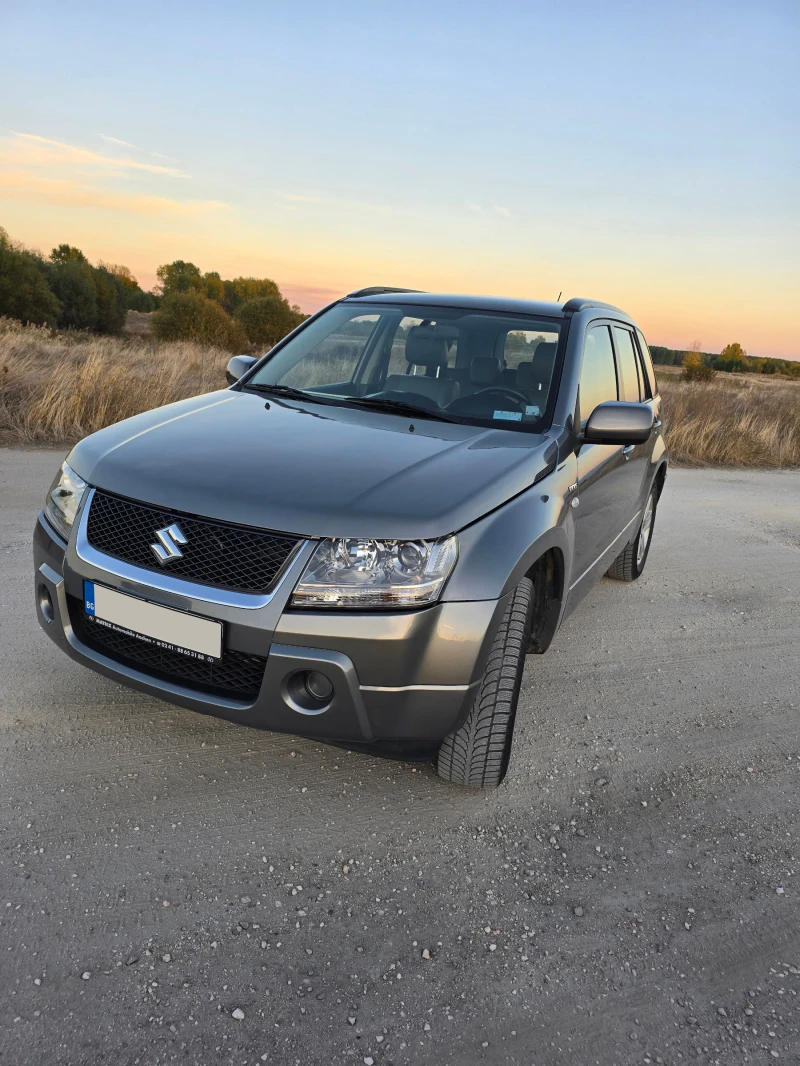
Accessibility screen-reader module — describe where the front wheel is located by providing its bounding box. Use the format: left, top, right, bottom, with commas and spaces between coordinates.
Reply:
606, 486, 657, 582
436, 577, 534, 789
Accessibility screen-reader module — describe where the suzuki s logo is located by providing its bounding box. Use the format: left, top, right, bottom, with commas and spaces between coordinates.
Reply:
151, 523, 187, 565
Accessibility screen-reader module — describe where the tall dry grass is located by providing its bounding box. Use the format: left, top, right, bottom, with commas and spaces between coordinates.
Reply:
1, 318, 798, 466
0, 318, 230, 445
659, 375, 800, 467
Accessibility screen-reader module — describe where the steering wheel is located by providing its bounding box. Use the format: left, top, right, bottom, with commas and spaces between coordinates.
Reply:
473, 386, 529, 406
448, 386, 530, 413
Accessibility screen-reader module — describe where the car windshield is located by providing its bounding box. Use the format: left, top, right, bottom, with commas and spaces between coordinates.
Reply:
244, 302, 563, 431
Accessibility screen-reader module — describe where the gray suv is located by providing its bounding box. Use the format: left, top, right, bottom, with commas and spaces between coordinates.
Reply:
33, 289, 667, 788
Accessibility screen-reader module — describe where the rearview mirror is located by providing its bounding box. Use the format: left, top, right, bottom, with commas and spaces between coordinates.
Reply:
226, 355, 257, 385
583, 401, 654, 446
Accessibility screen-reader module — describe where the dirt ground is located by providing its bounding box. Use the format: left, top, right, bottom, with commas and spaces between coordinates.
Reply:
1, 452, 799, 1066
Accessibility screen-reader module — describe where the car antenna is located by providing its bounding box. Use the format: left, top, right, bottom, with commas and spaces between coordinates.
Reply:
557, 291, 562, 301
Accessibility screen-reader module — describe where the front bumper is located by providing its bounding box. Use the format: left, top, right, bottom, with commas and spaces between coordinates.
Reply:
33, 509, 508, 748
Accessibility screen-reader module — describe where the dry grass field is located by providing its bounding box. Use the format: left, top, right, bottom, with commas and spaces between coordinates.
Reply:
0, 318, 230, 445
1, 318, 798, 466
659, 373, 800, 467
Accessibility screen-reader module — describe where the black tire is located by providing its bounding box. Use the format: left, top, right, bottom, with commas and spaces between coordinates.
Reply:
607, 487, 657, 582
436, 577, 534, 789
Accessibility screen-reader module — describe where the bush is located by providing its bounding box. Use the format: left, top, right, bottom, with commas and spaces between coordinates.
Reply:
0, 229, 61, 326
234, 294, 302, 347
126, 288, 159, 312
223, 276, 281, 314
152, 291, 248, 352
682, 351, 715, 382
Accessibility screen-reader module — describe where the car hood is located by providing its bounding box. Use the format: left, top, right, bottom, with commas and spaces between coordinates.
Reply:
69, 390, 557, 540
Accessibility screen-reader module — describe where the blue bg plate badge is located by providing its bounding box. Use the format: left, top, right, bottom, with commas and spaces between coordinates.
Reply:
84, 580, 96, 615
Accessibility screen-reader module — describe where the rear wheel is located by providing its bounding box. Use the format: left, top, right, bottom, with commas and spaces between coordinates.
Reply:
436, 577, 533, 789
606, 486, 657, 582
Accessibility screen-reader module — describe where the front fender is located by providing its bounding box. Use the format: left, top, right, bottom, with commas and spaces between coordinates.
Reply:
443, 456, 576, 603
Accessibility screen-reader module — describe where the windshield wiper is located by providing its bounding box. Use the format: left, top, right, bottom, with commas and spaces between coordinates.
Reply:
341, 396, 464, 423
240, 382, 313, 402
242, 383, 463, 423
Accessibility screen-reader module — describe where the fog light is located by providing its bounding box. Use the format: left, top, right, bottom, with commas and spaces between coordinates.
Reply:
38, 585, 54, 623
304, 670, 333, 703
283, 670, 334, 715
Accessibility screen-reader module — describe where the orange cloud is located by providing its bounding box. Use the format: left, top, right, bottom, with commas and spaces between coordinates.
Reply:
9, 133, 186, 177
0, 171, 229, 217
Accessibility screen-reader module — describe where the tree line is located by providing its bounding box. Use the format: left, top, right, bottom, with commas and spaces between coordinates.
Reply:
651, 342, 800, 379
0, 227, 152, 335
0, 227, 307, 351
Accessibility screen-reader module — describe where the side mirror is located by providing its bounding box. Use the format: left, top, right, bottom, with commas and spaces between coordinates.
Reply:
583, 401, 654, 446
226, 355, 257, 385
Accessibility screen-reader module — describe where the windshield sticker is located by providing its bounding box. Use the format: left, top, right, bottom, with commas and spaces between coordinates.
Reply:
525, 405, 540, 417
493, 410, 523, 422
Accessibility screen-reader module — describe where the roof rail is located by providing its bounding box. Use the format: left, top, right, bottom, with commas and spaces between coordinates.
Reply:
346, 286, 424, 298
561, 297, 625, 314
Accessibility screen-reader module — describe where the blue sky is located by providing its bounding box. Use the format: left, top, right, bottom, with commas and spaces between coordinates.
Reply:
1, 0, 798, 356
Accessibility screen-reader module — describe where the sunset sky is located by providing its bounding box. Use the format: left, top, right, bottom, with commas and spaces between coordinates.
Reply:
2, 0, 798, 358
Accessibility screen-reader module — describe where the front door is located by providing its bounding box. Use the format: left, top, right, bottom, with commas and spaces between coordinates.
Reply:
571, 324, 645, 585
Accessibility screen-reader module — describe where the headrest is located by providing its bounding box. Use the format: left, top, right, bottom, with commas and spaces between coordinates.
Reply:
516, 361, 537, 389
405, 327, 449, 369
532, 342, 557, 377
470, 357, 500, 385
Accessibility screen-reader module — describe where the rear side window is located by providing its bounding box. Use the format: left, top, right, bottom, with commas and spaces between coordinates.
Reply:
579, 325, 618, 427
612, 326, 642, 402
635, 330, 657, 397
501, 329, 559, 371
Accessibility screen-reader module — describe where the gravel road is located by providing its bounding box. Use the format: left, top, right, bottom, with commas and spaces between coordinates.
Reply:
2, 450, 799, 1066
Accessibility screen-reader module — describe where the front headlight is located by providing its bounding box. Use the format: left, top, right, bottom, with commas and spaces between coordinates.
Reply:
291, 535, 458, 608
44, 461, 88, 541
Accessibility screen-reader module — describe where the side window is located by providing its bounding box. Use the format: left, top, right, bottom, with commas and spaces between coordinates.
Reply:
579, 325, 618, 427
612, 326, 642, 402
280, 314, 379, 389
635, 330, 657, 397
501, 330, 558, 371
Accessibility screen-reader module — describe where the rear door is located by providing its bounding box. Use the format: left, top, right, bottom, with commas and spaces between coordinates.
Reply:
610, 323, 654, 505
571, 323, 644, 583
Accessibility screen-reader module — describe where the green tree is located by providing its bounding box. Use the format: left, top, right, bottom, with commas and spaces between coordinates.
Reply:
100, 262, 159, 312
50, 243, 89, 265
46, 256, 98, 330
234, 294, 303, 347
715, 342, 749, 373
0, 228, 61, 326
156, 260, 204, 298
93, 267, 128, 333
203, 271, 226, 304
153, 291, 248, 351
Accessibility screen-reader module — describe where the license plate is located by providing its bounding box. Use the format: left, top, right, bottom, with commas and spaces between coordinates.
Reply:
83, 581, 222, 662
